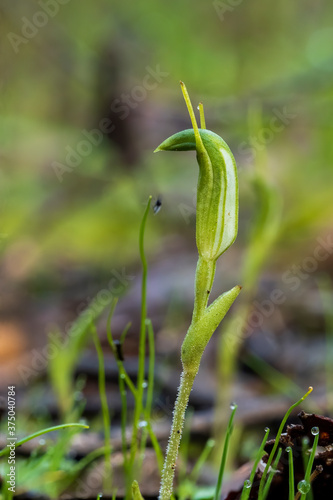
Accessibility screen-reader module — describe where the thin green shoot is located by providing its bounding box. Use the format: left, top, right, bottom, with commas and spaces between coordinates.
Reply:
198, 102, 206, 129
213, 403, 238, 500
258, 387, 313, 499
120, 320, 132, 344
128, 196, 152, 488
0, 423, 89, 458
106, 308, 132, 489
106, 308, 137, 397
301, 435, 310, 470
96, 493, 102, 500
262, 447, 282, 500
300, 436, 313, 500
70, 446, 107, 475
139, 319, 164, 472
139, 317, 156, 461
91, 322, 112, 492
286, 446, 294, 500
106, 308, 134, 487
119, 350, 129, 476
240, 426, 270, 500
299, 427, 320, 500
146, 420, 164, 473
117, 321, 133, 476
189, 438, 215, 484
145, 318, 155, 433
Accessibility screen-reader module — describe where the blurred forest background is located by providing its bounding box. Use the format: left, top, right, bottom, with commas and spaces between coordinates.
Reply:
1, 0, 333, 491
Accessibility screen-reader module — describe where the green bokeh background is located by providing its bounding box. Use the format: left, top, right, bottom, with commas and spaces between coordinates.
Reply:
1, 0, 333, 279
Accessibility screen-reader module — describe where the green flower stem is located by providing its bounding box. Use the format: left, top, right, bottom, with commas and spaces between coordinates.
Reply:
159, 279, 241, 500
157, 83, 241, 500
159, 369, 197, 500
193, 256, 216, 321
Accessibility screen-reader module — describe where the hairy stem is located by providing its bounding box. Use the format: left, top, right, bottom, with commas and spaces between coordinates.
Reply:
159, 369, 197, 500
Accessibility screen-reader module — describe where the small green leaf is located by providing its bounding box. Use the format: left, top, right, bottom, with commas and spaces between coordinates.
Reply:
181, 285, 242, 371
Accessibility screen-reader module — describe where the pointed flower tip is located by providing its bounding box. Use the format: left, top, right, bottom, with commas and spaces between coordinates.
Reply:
153, 146, 161, 153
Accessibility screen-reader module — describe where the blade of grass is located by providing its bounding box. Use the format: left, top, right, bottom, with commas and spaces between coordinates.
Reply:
106, 306, 139, 489
286, 447, 295, 500
299, 428, 319, 500
240, 427, 270, 500
120, 321, 132, 344
189, 438, 215, 484
300, 436, 312, 500
139, 319, 164, 471
213, 403, 237, 500
262, 447, 282, 500
0, 423, 89, 457
119, 358, 129, 476
128, 196, 152, 494
106, 308, 137, 398
258, 387, 313, 499
91, 322, 112, 492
